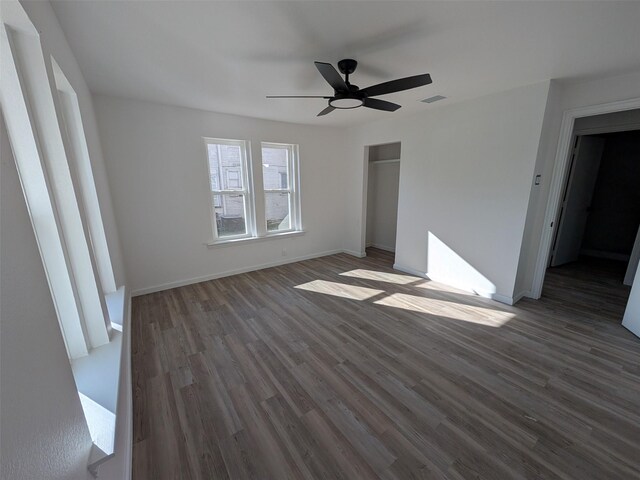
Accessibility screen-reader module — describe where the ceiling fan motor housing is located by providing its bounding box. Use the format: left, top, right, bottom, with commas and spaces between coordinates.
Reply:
330, 59, 364, 108
337, 58, 358, 75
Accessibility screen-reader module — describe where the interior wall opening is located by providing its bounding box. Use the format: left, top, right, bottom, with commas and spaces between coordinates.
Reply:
364, 142, 401, 261
543, 109, 640, 324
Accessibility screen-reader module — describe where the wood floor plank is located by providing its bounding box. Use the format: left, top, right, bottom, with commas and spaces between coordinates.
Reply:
132, 249, 640, 479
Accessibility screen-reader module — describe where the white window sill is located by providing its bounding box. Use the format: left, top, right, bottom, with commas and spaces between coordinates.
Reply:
206, 229, 305, 248
71, 286, 128, 476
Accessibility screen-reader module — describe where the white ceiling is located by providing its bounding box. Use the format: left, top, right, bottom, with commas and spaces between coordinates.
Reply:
51, 1, 640, 126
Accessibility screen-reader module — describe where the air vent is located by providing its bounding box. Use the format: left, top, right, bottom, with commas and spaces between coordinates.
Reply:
421, 95, 446, 104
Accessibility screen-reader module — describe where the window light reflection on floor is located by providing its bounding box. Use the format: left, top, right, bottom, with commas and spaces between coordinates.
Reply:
294, 277, 514, 327
374, 293, 514, 327
294, 279, 384, 301
339, 269, 419, 285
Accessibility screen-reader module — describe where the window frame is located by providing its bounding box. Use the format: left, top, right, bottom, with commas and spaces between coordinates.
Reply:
203, 137, 255, 243
261, 142, 302, 235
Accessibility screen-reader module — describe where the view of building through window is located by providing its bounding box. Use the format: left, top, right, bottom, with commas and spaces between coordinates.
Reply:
262, 144, 293, 232
207, 142, 248, 237
205, 139, 299, 241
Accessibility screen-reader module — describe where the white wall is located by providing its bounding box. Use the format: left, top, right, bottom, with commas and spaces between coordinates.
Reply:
345, 82, 551, 302
20, 0, 126, 289
1, 115, 93, 480
514, 71, 640, 297
93, 94, 351, 294
366, 161, 400, 252
512, 81, 562, 299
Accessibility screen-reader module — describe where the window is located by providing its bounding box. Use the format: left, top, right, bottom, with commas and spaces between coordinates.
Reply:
205, 138, 254, 240
203, 138, 301, 244
262, 142, 301, 233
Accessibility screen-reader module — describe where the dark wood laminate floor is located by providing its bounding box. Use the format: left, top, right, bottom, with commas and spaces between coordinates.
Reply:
132, 249, 640, 480
540, 256, 632, 323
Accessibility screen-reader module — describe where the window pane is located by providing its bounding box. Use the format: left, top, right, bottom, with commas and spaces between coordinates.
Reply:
213, 194, 247, 237
265, 192, 291, 231
208, 143, 244, 191
262, 146, 289, 190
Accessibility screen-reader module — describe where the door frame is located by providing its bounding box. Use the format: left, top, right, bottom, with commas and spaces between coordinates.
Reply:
358, 145, 371, 257
531, 97, 640, 298
359, 142, 402, 256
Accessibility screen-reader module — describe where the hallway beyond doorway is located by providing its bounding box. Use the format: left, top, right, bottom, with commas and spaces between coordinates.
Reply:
542, 257, 631, 324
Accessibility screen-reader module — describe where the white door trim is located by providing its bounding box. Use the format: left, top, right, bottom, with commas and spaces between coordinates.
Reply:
574, 122, 640, 136
530, 97, 640, 299
359, 146, 371, 257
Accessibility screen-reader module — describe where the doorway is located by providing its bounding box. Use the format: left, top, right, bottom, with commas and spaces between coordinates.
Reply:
364, 142, 401, 260
544, 118, 640, 322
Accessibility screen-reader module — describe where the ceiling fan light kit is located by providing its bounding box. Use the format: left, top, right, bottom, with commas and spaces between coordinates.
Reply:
267, 58, 432, 117
329, 95, 364, 109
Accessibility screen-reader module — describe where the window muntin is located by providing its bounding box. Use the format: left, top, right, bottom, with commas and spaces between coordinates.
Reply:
261, 143, 300, 233
226, 170, 241, 189
205, 138, 254, 240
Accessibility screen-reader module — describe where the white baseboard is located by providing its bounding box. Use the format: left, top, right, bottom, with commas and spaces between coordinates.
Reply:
393, 263, 426, 278
368, 243, 395, 253
511, 290, 530, 304
132, 249, 346, 296
343, 249, 367, 258
491, 293, 515, 306
393, 262, 515, 305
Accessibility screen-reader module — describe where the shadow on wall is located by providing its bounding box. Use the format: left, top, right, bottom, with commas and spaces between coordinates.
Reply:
426, 231, 497, 299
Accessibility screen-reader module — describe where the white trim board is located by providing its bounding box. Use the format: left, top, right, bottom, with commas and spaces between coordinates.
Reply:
392, 263, 516, 305
370, 158, 400, 165
343, 249, 367, 258
530, 97, 640, 299
119, 291, 133, 480
512, 290, 530, 305
87, 287, 132, 478
132, 249, 362, 296
574, 122, 640, 136
367, 243, 396, 253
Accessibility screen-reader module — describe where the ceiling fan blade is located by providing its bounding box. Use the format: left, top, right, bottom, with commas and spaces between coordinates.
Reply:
317, 105, 336, 116
363, 97, 401, 112
360, 74, 432, 97
266, 95, 331, 98
314, 62, 349, 92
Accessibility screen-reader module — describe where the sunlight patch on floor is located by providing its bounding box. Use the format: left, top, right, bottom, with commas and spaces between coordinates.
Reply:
374, 293, 514, 326
414, 279, 479, 296
340, 269, 419, 285
295, 280, 384, 301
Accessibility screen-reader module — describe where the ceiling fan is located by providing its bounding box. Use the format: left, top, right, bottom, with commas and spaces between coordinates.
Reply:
267, 59, 432, 116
